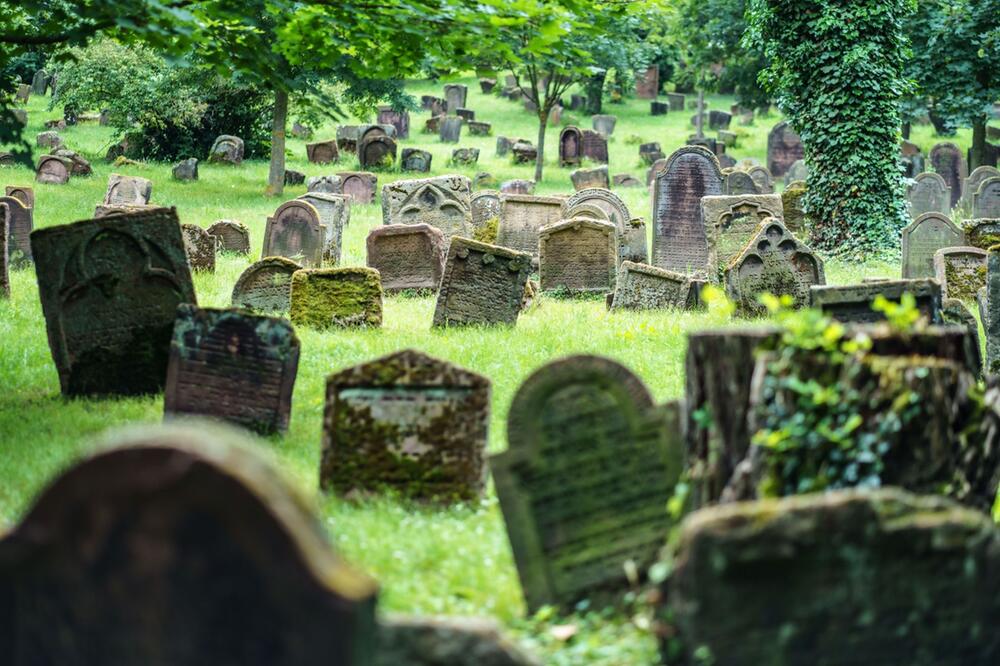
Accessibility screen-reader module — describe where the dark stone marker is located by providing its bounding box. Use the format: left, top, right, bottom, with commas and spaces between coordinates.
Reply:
52, 148, 92, 177
810, 278, 943, 324
635, 67, 659, 99
320, 349, 490, 501
444, 83, 468, 112
907, 172, 951, 218
377, 106, 410, 139
231, 256, 302, 313
30, 69, 48, 95
366, 223, 447, 292
381, 174, 473, 239
901, 212, 963, 279
181, 223, 216, 272
262, 199, 324, 267
766, 121, 804, 179
538, 218, 616, 294
172, 157, 199, 181
306, 139, 340, 165
455, 108, 475, 121
337, 125, 362, 153
0, 195, 33, 265
610, 261, 695, 310
208, 134, 244, 165
479, 78, 497, 93
492, 355, 683, 612
451, 147, 480, 166
667, 92, 685, 111
439, 116, 463, 143
580, 130, 609, 164
559, 127, 583, 167
570, 165, 609, 191
708, 109, 732, 130
4, 185, 34, 208
930, 142, 967, 208
647, 158, 667, 185
400, 148, 432, 172
165, 305, 300, 433
468, 120, 492, 136
30, 207, 197, 396
432, 237, 532, 327
207, 220, 251, 255
496, 136, 514, 157
0, 425, 377, 665
639, 142, 664, 165
289, 267, 383, 329
974, 177, 1000, 219
337, 171, 378, 204
298, 192, 351, 265
358, 135, 397, 170
35, 155, 72, 184
934, 245, 987, 301
497, 194, 564, 259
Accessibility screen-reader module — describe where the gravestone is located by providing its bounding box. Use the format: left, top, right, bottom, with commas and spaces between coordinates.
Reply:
262, 200, 324, 267
337, 172, 378, 204
36, 131, 61, 149
291, 121, 313, 139
591, 115, 617, 137
901, 212, 963, 278
500, 179, 534, 195
651, 147, 724, 275
439, 116, 463, 143
366, 224, 447, 292
208, 134, 244, 165
0, 426, 377, 665
747, 165, 774, 194
231, 256, 302, 313
0, 195, 32, 265
810, 278, 943, 323
492, 355, 683, 612
988, 249, 1000, 374
470, 191, 502, 241
635, 67, 659, 99
30, 207, 196, 396
570, 166, 609, 191
580, 130, 609, 164
559, 127, 583, 167
785, 158, 809, 184
974, 177, 1000, 219
468, 120, 492, 136
479, 77, 496, 93
496, 136, 514, 157
30, 69, 48, 95
647, 158, 668, 185
93, 204, 156, 219
377, 106, 410, 139
401, 148, 432, 172
702, 193, 785, 276
725, 170, 759, 195
538, 218, 616, 294
282, 169, 301, 184
4, 185, 33, 208
336, 126, 362, 153
651, 101, 669, 116
708, 110, 732, 130
930, 142, 967, 208
639, 142, 664, 165
172, 157, 198, 181
358, 135, 397, 170
724, 218, 825, 316
298, 192, 351, 265
308, 174, 342, 193
964, 218, 1000, 251
610, 261, 696, 310
781, 181, 808, 235
614, 174, 643, 188
381, 174, 473, 239
289, 267, 383, 329
52, 148, 92, 177
0, 204, 7, 297
962, 166, 1000, 211
444, 83, 468, 111
103, 173, 152, 206
497, 194, 564, 259
451, 147, 479, 166
667, 92, 685, 112
455, 108, 475, 121
562, 188, 642, 264
35, 155, 72, 184
432, 237, 532, 327
306, 139, 340, 165
766, 121, 804, 179
512, 142, 537, 164
320, 349, 490, 501
181, 224, 216, 272
908, 172, 951, 218
164, 305, 300, 434
934, 246, 987, 301
206, 220, 251, 255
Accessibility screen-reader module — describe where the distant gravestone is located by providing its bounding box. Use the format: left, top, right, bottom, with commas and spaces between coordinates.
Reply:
614, 174, 643, 188
725, 170, 759, 195
591, 115, 617, 137
36, 131, 61, 149
377, 106, 410, 139
164, 305, 300, 434
908, 172, 951, 218
962, 166, 1000, 211
262, 200, 324, 267
930, 142, 967, 209
337, 126, 362, 153
4, 185, 34, 208
308, 174, 342, 193
30, 69, 48, 95
934, 246, 987, 301
496, 136, 514, 157
651, 147, 724, 275
492, 355, 683, 612
289, 267, 383, 329
432, 237, 532, 327
30, 207, 196, 396
811, 278, 943, 324
172, 157, 198, 181
0, 426, 377, 666
646, 158, 667, 185
0, 195, 32, 265
635, 67, 659, 99
181, 224, 216, 272
455, 108, 475, 121
468, 120, 491, 136
298, 192, 350, 265
901, 212, 963, 279
366, 223, 447, 292
206, 220, 251, 255
511, 142, 537, 164
702, 193, 785, 277
0, 204, 7, 297
208, 134, 244, 165
35, 155, 72, 184
651, 101, 669, 116
400, 148, 432, 173
570, 166, 609, 191
708, 110, 732, 130
538, 218, 616, 294
974, 177, 1000, 219
338, 172, 378, 204
93, 204, 155, 219
104, 173, 152, 206
667, 93, 685, 112
497, 194, 564, 259
559, 127, 583, 167
52, 148, 92, 177
580, 130, 609, 164
781, 181, 808, 235
470, 191, 502, 241
500, 179, 534, 195
964, 219, 1000, 251
766, 121, 804, 179
231, 256, 302, 313
450, 147, 479, 166
747, 165, 774, 194
381, 174, 473, 239
358, 135, 397, 170
320, 349, 490, 501
444, 84, 468, 111
610, 261, 695, 311
785, 158, 809, 184
306, 139, 340, 165
439, 116, 463, 143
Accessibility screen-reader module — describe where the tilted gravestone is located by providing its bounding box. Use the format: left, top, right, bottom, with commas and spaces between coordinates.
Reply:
381, 174, 472, 239
724, 170, 759, 196
366, 224, 447, 292
492, 355, 684, 612
207, 219, 251, 255
470, 191, 501, 242
570, 166, 609, 191
308, 174, 341, 193
0, 425, 377, 665
358, 135, 397, 170
400, 148, 432, 172
580, 130, 609, 164
444, 83, 468, 111
610, 261, 697, 311
30, 207, 196, 396
439, 116, 463, 143
907, 172, 951, 218
377, 106, 410, 139
746, 165, 773, 194
974, 177, 1000, 219
538, 218, 616, 294
289, 267, 383, 329
559, 127, 583, 167
432, 237, 532, 327
0, 203, 8, 297
337, 171, 378, 204
930, 142, 967, 208
320, 349, 490, 501
702, 193, 785, 277
262, 200, 324, 267
766, 121, 804, 179
962, 166, 1000, 211
561, 188, 643, 265
810, 278, 943, 324
231, 256, 302, 313
164, 305, 300, 434
901, 212, 964, 279
497, 194, 564, 259
0, 195, 32, 265
181, 223, 216, 272
208, 134, 244, 165
298, 192, 350, 265
35, 155, 72, 184
306, 139, 340, 165
591, 114, 617, 137
724, 218, 825, 316
934, 246, 987, 301
5, 185, 34, 208
651, 146, 723, 275
53, 148, 92, 177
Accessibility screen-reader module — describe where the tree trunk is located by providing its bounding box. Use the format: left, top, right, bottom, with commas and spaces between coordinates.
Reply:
970, 117, 987, 171
696, 90, 705, 139
534, 111, 547, 184
585, 72, 606, 115
266, 89, 289, 197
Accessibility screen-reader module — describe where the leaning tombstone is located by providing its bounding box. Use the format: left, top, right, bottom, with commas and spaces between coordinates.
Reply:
103, 173, 152, 205
974, 177, 1000, 219
930, 141, 967, 208
337, 171, 378, 204
36, 131, 61, 149
381, 174, 472, 239
591, 114, 617, 137
538, 217, 616, 294
30, 207, 196, 396
35, 155, 72, 184
766, 120, 804, 179
208, 134, 244, 165
0, 194, 33, 265
907, 172, 951, 218
306, 139, 340, 165
439, 116, 463, 143
4, 185, 34, 208
810, 278, 943, 323
497, 194, 564, 259
358, 135, 397, 170
164, 305, 300, 434
298, 192, 350, 265
231, 256, 302, 313
901, 212, 964, 278
308, 174, 342, 193
206, 219, 251, 255
262, 199, 324, 267
432, 237, 532, 327
320, 349, 490, 501
400, 148, 432, 173
181, 224, 216, 272
366, 224, 447, 292
610, 261, 697, 310
934, 246, 987, 301
492, 355, 683, 612
702, 193, 784, 277
289, 267, 383, 329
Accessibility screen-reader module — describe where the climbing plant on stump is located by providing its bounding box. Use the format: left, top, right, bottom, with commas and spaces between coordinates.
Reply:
746, 0, 912, 257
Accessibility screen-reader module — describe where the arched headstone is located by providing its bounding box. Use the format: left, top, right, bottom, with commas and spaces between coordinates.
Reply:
35, 155, 72, 185
907, 172, 951, 218
358, 136, 397, 170
231, 256, 302, 313
559, 127, 583, 167
901, 212, 964, 279
0, 195, 32, 265
381, 175, 472, 239
930, 142, 967, 208
974, 177, 1000, 219
262, 200, 324, 267
206, 220, 251, 255
962, 166, 1000, 210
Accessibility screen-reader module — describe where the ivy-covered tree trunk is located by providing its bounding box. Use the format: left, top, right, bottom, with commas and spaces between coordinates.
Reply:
584, 71, 605, 115
266, 89, 288, 197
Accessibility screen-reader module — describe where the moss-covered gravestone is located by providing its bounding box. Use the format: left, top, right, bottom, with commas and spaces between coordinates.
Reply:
206, 219, 251, 255
289, 267, 383, 329
902, 212, 964, 279
103, 173, 152, 206
964, 218, 1000, 251
31, 207, 196, 396
810, 279, 943, 324
432, 237, 532, 327
470, 190, 501, 242
0, 195, 32, 265
262, 200, 324, 267
0, 423, 377, 665
492, 355, 684, 612
934, 246, 987, 301
702, 193, 784, 278
181, 223, 216, 272
561, 188, 645, 265
231, 256, 302, 313
365, 223, 447, 293
538, 218, 616, 294
320, 349, 490, 501
610, 261, 698, 310
164, 305, 300, 434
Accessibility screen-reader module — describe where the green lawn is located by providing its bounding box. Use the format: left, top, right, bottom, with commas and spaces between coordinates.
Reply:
0, 76, 977, 663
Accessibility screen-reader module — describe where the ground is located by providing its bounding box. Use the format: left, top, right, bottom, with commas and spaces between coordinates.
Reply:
0, 76, 985, 663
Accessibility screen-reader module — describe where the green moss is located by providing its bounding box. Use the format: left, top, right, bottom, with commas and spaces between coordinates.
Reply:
473, 215, 499, 244
289, 267, 383, 329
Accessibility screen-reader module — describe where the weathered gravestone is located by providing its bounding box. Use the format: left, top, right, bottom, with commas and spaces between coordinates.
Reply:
320, 349, 490, 501
781, 181, 808, 235
358, 136, 397, 170
164, 305, 300, 434
907, 172, 951, 218
336, 126, 363, 153
181, 223, 216, 272
381, 174, 472, 239
36, 131, 61, 149
651, 101, 669, 116
400, 148, 432, 173
785, 158, 809, 184
4, 185, 34, 208
51, 148, 92, 177
444, 83, 468, 111
562, 188, 644, 265
613, 173, 643, 188
666, 92, 685, 112
930, 141, 967, 208
500, 179, 535, 195
570, 166, 609, 191
0, 195, 32, 265
974, 177, 1000, 219
724, 170, 759, 196
468, 120, 492, 136
491, 355, 683, 612
766, 121, 804, 179
746, 165, 774, 194
962, 166, 1000, 211
496, 136, 514, 157
651, 146, 723, 275
559, 127, 583, 167
306, 139, 340, 165
366, 224, 447, 292
377, 106, 410, 139
262, 200, 324, 267
432, 237, 532, 327
538, 218, 616, 294
30, 69, 48, 95
0, 204, 7, 296
93, 203, 155, 219
497, 194, 564, 259
988, 249, 1000, 375
338, 171, 378, 204
207, 219, 251, 255
35, 155, 72, 184
901, 212, 964, 278
30, 207, 196, 396
610, 261, 697, 311
231, 256, 302, 313
473, 171, 497, 189
455, 108, 475, 121
964, 218, 1000, 252
635, 67, 659, 99
708, 110, 732, 130
439, 116, 463, 143
724, 218, 825, 316
934, 246, 987, 301
0, 424, 378, 666
172, 157, 198, 181
450, 147, 479, 166
810, 278, 943, 323
511, 142, 537, 164
703, 193, 784, 279
298, 192, 350, 265
580, 130, 609, 164
289, 267, 383, 329
591, 115, 617, 137
105, 174, 152, 206
307, 174, 341, 193
470, 191, 501, 242
208, 134, 244, 165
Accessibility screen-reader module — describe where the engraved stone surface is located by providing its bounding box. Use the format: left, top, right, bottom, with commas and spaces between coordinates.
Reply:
907, 172, 951, 218
610, 261, 695, 310
400, 148, 432, 172
766, 121, 804, 178
0, 195, 32, 265
439, 116, 463, 143
974, 177, 1000, 219
308, 174, 342, 193
570, 166, 609, 191
471, 190, 501, 242
4, 185, 33, 208
262, 200, 324, 267
337, 172, 378, 204
208, 134, 244, 165
702, 193, 783, 278
444, 83, 468, 111
298, 192, 350, 265
497, 194, 564, 259
289, 267, 383, 329
306, 139, 340, 165
561, 188, 642, 265
207, 219, 251, 255
811, 278, 943, 323
962, 166, 1000, 211
358, 135, 397, 170
901, 212, 963, 278
366, 223, 447, 292
580, 130, 609, 164
538, 218, 616, 294
930, 142, 967, 208
934, 246, 987, 301
231, 256, 302, 313
724, 170, 759, 195
432, 237, 532, 327
381, 175, 472, 239
559, 127, 583, 167
377, 106, 410, 139
35, 155, 72, 184
181, 223, 216, 272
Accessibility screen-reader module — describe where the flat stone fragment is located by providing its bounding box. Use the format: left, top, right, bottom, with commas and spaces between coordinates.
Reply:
231, 256, 302, 313
0, 424, 377, 665
262, 199, 324, 267
337, 171, 378, 204
0, 195, 33, 265
375, 616, 540, 666
93, 203, 156, 218
30, 207, 196, 396
206, 219, 251, 254
810, 278, 943, 324
934, 246, 987, 301
35, 155, 72, 184
208, 134, 244, 165
165, 305, 300, 433
902, 212, 964, 278
907, 172, 951, 218
497, 194, 564, 259
181, 223, 216, 272
610, 261, 696, 310
381, 174, 472, 239
298, 192, 351, 265
702, 193, 784, 278
538, 218, 616, 294
432, 237, 532, 327
570, 166, 609, 191
366, 223, 447, 292
289, 267, 383, 329
321, 349, 490, 501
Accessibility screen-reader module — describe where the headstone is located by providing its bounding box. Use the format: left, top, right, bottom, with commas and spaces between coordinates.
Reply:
52, 149, 92, 176
289, 267, 383, 329
667, 93, 685, 112
206, 220, 251, 255
308, 174, 342, 193
30, 69, 48, 95
165, 305, 300, 433
181, 224, 216, 272
651, 101, 669, 116
613, 174, 643, 188
496, 136, 514, 157
559, 127, 583, 167
497, 194, 564, 259
570, 166, 610, 191
964, 218, 1000, 251
785, 158, 809, 184
36, 131, 61, 149
172, 157, 198, 181
708, 110, 732, 130
4, 185, 34, 208
291, 121, 313, 139
961, 166, 1000, 210
208, 134, 244, 165
306, 139, 340, 165
610, 261, 696, 310
381, 174, 473, 239
432, 237, 532, 327
747, 165, 774, 194
479, 78, 497, 93
635, 67, 660, 99
358, 135, 397, 170
810, 278, 943, 323
262, 200, 324, 267
930, 142, 967, 208
320, 349, 490, 501
377, 106, 410, 139
639, 142, 664, 165
492, 356, 683, 612
974, 177, 1000, 219
908, 172, 951, 218
511, 142, 537, 164
901, 212, 963, 278
285, 169, 305, 186
338, 171, 378, 204
14, 83, 30, 103
591, 115, 617, 137
35, 155, 72, 184
439, 116, 463, 143
724, 170, 759, 195
400, 148, 432, 172
94, 204, 155, 219
455, 108, 475, 121
366, 224, 447, 292
0, 195, 33, 265
231, 256, 302, 313
336, 126, 362, 153
538, 218, 616, 294
580, 130, 609, 164
934, 246, 987, 301
451, 147, 480, 166
30, 207, 196, 396
298, 192, 350, 265
651, 146, 724, 275
444, 84, 468, 112
702, 193, 785, 276
647, 158, 668, 185
103, 173, 152, 206
468, 120, 492, 136
500, 179, 535, 195
766, 121, 804, 179
561, 188, 641, 264
470, 191, 501, 242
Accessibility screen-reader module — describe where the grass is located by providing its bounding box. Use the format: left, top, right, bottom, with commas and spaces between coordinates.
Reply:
0, 75, 979, 663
